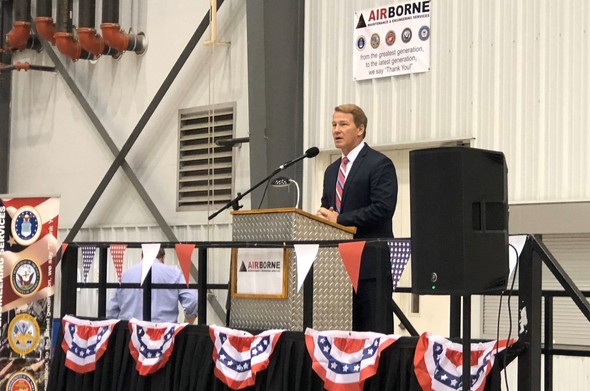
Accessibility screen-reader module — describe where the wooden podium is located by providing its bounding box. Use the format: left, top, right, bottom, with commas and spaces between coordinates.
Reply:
229, 208, 356, 331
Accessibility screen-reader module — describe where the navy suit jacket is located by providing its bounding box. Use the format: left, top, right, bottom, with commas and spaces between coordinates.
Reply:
321, 144, 398, 278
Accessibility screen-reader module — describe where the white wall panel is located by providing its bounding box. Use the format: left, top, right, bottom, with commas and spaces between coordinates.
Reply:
9, 0, 248, 230
304, 0, 590, 204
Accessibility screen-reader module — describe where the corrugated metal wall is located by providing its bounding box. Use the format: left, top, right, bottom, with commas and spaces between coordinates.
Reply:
304, 0, 590, 203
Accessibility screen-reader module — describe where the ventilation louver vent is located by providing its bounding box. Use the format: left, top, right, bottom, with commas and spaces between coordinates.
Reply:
177, 104, 235, 210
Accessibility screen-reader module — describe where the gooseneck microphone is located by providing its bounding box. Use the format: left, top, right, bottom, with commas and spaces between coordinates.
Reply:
208, 146, 320, 220
279, 147, 320, 170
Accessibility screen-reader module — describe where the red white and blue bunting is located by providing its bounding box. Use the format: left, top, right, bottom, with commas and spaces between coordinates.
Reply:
128, 318, 187, 376
61, 315, 119, 373
414, 333, 515, 391
304, 328, 399, 391
209, 325, 284, 390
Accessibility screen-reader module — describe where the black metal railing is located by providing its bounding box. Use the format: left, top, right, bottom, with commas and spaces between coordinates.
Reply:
59, 234, 590, 391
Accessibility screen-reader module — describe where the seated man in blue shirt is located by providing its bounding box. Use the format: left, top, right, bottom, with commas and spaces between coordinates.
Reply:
107, 248, 198, 324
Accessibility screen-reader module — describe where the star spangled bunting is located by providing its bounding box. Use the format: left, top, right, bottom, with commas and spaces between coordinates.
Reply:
61, 315, 119, 373
304, 328, 399, 391
387, 239, 411, 292
128, 318, 187, 376
81, 246, 97, 283
209, 325, 284, 390
109, 244, 127, 283
413, 333, 515, 391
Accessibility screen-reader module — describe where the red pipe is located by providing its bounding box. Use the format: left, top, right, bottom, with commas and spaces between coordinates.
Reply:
100, 23, 129, 52
54, 32, 82, 61
77, 28, 105, 57
35, 17, 56, 45
5, 21, 31, 51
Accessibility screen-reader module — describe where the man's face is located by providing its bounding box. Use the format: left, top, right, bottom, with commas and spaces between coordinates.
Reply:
332, 111, 364, 155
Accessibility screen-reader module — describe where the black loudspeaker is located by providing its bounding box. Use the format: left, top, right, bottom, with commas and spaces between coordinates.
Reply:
410, 147, 508, 295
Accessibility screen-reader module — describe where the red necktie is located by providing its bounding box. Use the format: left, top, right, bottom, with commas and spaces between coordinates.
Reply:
335, 156, 349, 213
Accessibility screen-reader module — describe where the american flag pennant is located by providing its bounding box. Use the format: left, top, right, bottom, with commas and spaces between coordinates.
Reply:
109, 244, 127, 283
140, 243, 160, 285
414, 333, 516, 391
209, 325, 284, 390
128, 318, 187, 376
61, 315, 119, 373
387, 239, 411, 292
294, 244, 319, 293
338, 241, 365, 293
304, 328, 399, 391
81, 246, 97, 283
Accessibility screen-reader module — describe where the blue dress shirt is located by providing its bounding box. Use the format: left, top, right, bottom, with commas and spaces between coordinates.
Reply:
106, 260, 198, 323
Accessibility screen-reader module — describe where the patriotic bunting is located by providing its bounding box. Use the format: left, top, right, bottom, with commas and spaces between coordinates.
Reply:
109, 244, 127, 284
81, 246, 97, 283
387, 239, 411, 292
294, 244, 319, 293
337, 241, 365, 293
61, 315, 119, 373
128, 318, 187, 376
414, 333, 515, 391
209, 325, 284, 390
175, 243, 195, 287
304, 328, 399, 391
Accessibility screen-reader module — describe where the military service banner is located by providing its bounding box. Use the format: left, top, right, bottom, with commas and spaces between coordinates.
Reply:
0, 196, 60, 391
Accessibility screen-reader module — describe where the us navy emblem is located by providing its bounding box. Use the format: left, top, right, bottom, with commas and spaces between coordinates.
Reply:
11, 206, 42, 246
11, 259, 42, 297
8, 313, 41, 356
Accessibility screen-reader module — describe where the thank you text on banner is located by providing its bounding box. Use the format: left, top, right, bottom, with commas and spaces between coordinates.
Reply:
353, 0, 431, 81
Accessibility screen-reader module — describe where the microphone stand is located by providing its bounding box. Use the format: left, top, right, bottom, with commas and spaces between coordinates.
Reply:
208, 166, 282, 220
208, 152, 313, 220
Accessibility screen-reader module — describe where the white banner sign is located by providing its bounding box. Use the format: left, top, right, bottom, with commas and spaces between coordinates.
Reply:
233, 248, 288, 298
353, 0, 431, 81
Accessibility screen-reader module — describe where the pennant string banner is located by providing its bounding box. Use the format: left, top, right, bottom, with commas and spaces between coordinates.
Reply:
109, 244, 128, 284
81, 246, 97, 283
175, 244, 196, 287
141, 243, 161, 285
338, 241, 365, 293
387, 239, 411, 292
294, 244, 319, 293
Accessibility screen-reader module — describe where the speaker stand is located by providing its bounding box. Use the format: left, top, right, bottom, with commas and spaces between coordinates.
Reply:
462, 294, 472, 390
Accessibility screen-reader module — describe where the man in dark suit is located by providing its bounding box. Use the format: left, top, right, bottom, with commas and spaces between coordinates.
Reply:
316, 104, 398, 333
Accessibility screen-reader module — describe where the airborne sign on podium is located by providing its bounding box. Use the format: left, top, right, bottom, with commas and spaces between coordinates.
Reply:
231, 248, 290, 299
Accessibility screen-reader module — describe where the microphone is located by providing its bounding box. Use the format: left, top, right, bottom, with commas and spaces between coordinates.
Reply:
279, 147, 320, 170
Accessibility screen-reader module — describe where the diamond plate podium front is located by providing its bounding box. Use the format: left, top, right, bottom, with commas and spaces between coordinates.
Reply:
229, 208, 355, 331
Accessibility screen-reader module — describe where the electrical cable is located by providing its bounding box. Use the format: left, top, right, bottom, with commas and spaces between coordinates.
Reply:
497, 243, 520, 391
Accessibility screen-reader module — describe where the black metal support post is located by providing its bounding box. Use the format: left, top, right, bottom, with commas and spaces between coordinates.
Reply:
518, 235, 541, 391
450, 295, 461, 338
60, 245, 79, 317
303, 264, 313, 329
197, 247, 208, 325
544, 295, 553, 391
142, 269, 152, 321
97, 247, 108, 318
462, 295, 471, 390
